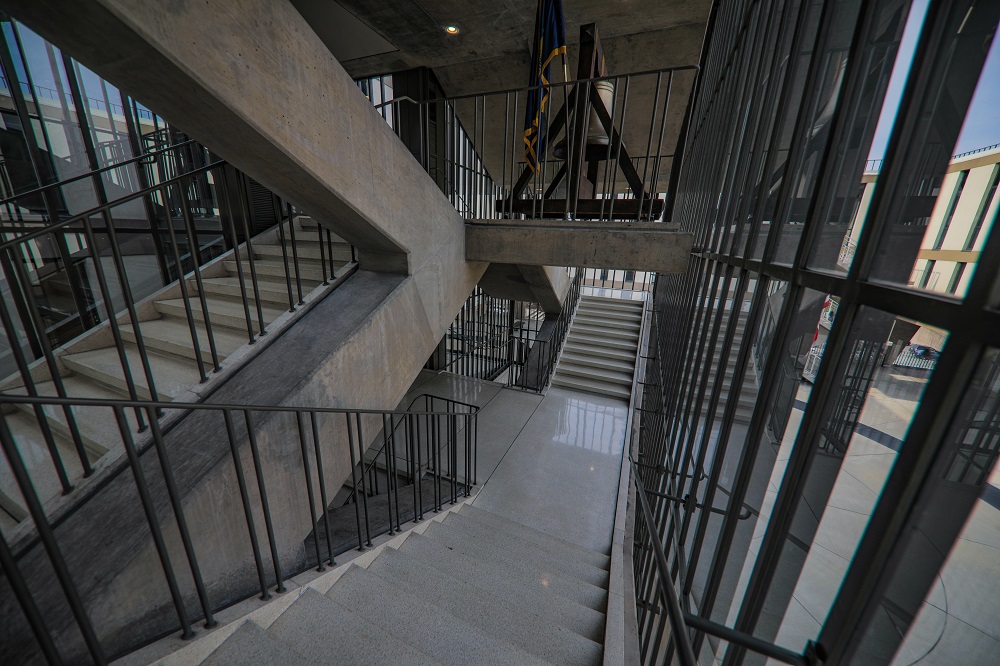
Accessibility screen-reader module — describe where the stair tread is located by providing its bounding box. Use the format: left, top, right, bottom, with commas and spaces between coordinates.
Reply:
0, 412, 83, 513
123, 315, 246, 360
459, 504, 611, 567
61, 344, 198, 400
3, 375, 144, 458
157, 294, 285, 322
195, 276, 303, 307
204, 620, 322, 666
560, 352, 635, 373
439, 512, 610, 587
268, 588, 437, 665
563, 342, 636, 362
368, 548, 603, 665
556, 362, 633, 385
566, 334, 637, 352
399, 531, 606, 640
328, 565, 549, 666
551, 374, 631, 399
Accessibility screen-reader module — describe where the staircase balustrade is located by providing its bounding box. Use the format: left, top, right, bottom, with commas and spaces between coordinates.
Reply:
359, 66, 698, 223
0, 392, 477, 664
0, 145, 357, 526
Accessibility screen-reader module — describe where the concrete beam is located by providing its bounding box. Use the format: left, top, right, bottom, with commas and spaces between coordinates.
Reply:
477, 264, 573, 315
466, 220, 693, 273
3, 0, 464, 274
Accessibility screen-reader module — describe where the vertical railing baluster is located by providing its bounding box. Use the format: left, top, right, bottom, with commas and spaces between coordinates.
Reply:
355, 413, 372, 547
0, 416, 106, 661
346, 413, 365, 551
221, 409, 270, 599
244, 410, 285, 592
316, 221, 328, 285
0, 525, 62, 665
295, 411, 324, 571
177, 180, 222, 372
233, 176, 267, 337
0, 272, 73, 491
112, 406, 193, 640
272, 199, 296, 312
309, 412, 335, 566
159, 185, 208, 382
145, 406, 216, 626
285, 203, 304, 305
5, 246, 92, 472
220, 170, 256, 344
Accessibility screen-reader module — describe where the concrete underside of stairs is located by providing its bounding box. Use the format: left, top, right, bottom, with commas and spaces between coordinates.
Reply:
0, 270, 490, 662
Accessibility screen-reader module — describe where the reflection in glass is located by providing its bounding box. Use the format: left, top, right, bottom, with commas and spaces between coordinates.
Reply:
851, 349, 1000, 664
729, 307, 942, 661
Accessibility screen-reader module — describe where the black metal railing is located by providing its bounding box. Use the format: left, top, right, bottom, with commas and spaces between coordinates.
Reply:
506, 267, 583, 392
0, 392, 477, 664
582, 267, 656, 293
630, 457, 815, 666
0, 154, 355, 515
363, 66, 697, 223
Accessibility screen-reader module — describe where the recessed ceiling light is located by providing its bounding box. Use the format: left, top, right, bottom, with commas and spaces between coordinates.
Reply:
444, 25, 459, 34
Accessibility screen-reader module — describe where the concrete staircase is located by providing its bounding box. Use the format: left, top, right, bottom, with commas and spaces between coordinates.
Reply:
0, 217, 352, 531
552, 295, 644, 400
199, 503, 609, 665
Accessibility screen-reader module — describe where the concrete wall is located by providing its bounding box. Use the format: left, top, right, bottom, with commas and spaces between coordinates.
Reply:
467, 220, 693, 273
0, 0, 489, 660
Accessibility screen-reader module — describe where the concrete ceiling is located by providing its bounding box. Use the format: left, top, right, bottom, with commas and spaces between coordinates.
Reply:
293, 0, 713, 203
309, 0, 711, 93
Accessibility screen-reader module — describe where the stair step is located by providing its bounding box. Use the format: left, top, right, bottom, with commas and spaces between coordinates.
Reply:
61, 344, 198, 401
121, 315, 247, 363
368, 548, 604, 665
328, 565, 549, 666
418, 522, 609, 611
193, 276, 301, 308
293, 217, 346, 242
154, 295, 285, 332
572, 323, 639, 342
0, 412, 85, 515
563, 342, 636, 363
4, 375, 144, 459
269, 588, 437, 665
557, 362, 633, 387
203, 620, 322, 666
400, 531, 605, 640
551, 373, 632, 399
440, 512, 610, 588
459, 504, 611, 569
577, 304, 643, 320
560, 351, 635, 375
254, 240, 353, 263
580, 295, 644, 310
574, 314, 641, 331
566, 332, 637, 352
222, 257, 332, 284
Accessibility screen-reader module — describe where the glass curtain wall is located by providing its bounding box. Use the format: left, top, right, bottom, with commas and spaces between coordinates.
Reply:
637, 0, 1000, 664
0, 16, 275, 379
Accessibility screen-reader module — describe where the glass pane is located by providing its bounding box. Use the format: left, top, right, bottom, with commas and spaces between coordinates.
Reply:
806, 1, 927, 274
851, 348, 1000, 664
727, 307, 944, 660
868, 20, 1000, 298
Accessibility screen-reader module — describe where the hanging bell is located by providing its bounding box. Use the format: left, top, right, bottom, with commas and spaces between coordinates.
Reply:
552, 79, 615, 161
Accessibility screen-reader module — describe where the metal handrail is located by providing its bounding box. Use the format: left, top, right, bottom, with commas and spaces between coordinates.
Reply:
0, 391, 477, 665
0, 138, 199, 208
630, 458, 699, 666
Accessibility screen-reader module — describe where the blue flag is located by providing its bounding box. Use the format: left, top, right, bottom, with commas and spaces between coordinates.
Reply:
523, 0, 566, 173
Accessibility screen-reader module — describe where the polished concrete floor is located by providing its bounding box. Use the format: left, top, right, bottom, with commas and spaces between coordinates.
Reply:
401, 370, 628, 553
